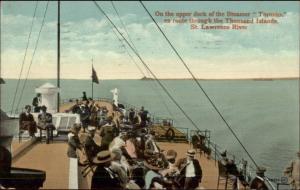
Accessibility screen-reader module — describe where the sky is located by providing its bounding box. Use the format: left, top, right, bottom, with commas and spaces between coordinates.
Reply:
1, 1, 299, 79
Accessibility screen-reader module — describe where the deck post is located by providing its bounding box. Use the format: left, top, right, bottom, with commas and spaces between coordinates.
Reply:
214, 143, 217, 166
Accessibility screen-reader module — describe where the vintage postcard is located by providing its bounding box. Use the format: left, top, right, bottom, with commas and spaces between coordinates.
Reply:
0, 1, 299, 190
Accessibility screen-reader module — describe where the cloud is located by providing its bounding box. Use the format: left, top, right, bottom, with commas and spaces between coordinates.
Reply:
1, 9, 299, 79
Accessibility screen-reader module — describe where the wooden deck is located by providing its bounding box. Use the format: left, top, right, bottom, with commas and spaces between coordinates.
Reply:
11, 141, 69, 189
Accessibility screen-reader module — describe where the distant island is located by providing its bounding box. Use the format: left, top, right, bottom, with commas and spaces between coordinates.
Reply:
140, 76, 154, 80
140, 77, 299, 81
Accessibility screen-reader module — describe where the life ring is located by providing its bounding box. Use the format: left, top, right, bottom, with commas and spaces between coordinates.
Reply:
165, 128, 175, 142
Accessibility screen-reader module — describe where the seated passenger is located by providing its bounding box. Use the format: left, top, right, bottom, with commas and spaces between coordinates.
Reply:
19, 105, 37, 138
91, 150, 122, 190
37, 106, 55, 143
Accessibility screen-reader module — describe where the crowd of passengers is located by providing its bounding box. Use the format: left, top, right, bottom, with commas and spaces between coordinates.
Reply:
19, 92, 299, 190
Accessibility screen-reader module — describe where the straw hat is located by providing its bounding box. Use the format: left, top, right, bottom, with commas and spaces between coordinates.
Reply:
186, 149, 196, 157
93, 150, 112, 164
166, 149, 177, 160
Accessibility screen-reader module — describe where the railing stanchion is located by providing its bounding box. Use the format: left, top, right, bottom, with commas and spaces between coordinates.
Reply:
214, 143, 217, 166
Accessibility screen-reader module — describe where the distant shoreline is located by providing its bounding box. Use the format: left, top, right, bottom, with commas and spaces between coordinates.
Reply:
2, 77, 299, 81
140, 77, 299, 81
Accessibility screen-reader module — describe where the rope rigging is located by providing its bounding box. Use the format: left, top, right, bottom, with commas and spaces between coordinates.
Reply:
109, 2, 177, 121
139, 1, 260, 170
10, 1, 39, 115
93, 1, 204, 134
15, 1, 49, 113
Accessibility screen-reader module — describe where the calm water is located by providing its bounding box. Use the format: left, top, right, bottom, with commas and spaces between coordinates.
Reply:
1, 79, 299, 178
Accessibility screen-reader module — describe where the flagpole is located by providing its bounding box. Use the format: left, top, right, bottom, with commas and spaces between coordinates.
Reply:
91, 58, 94, 100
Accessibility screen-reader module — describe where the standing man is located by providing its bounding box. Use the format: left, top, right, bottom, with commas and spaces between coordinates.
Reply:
176, 149, 202, 190
79, 100, 90, 132
82, 91, 88, 101
284, 151, 300, 189
32, 93, 42, 113
99, 116, 117, 150
19, 105, 37, 138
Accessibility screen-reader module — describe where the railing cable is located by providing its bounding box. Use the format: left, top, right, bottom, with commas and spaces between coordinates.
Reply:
15, 1, 49, 113
10, 1, 39, 115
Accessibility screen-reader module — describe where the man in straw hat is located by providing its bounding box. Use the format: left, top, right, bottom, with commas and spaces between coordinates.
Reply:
250, 166, 269, 190
284, 150, 300, 189
91, 150, 122, 190
175, 149, 202, 190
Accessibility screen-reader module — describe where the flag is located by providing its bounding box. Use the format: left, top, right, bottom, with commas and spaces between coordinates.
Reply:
92, 66, 99, 84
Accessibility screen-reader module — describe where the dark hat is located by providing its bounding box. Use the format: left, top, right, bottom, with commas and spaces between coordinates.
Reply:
166, 149, 177, 160
25, 105, 31, 109
186, 149, 196, 157
221, 150, 227, 157
256, 166, 266, 174
41, 105, 47, 111
93, 150, 112, 164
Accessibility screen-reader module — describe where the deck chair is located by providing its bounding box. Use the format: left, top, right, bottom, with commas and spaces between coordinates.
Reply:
217, 161, 233, 190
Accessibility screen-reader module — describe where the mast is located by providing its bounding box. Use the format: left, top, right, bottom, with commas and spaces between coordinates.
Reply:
57, 0, 60, 112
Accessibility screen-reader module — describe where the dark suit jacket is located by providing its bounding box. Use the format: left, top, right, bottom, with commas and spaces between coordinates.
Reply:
19, 112, 35, 125
250, 177, 269, 190
176, 158, 202, 181
91, 165, 122, 190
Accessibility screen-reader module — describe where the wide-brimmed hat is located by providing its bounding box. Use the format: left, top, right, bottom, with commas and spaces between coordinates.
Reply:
166, 149, 177, 160
186, 149, 196, 157
93, 150, 112, 164
256, 166, 266, 174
